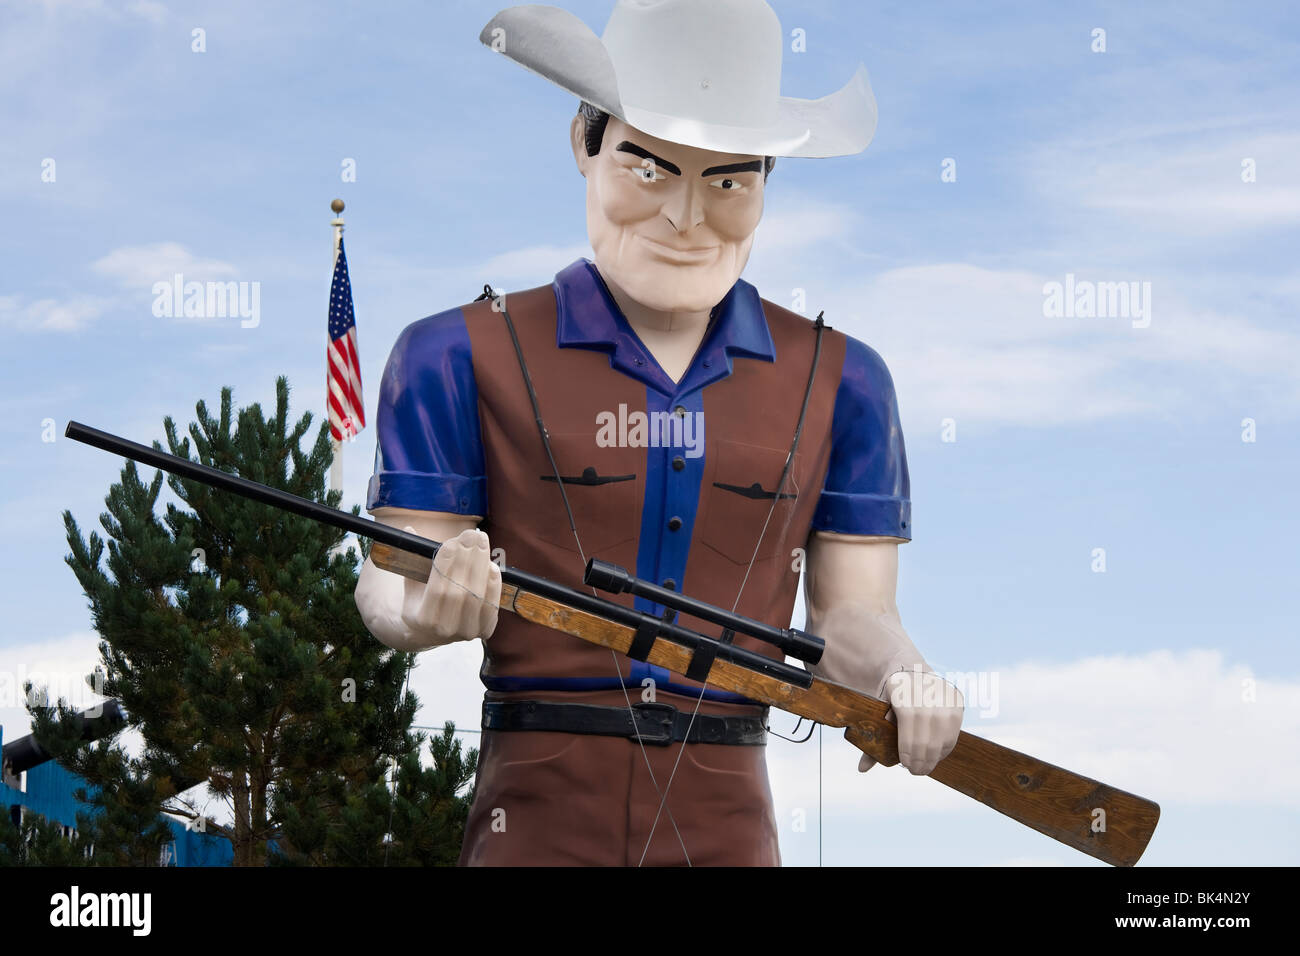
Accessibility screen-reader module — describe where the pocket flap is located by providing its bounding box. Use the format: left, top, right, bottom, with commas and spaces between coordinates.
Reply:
530, 432, 642, 557
699, 439, 803, 566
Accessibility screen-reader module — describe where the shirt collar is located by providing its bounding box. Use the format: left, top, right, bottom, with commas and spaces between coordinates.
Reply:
553, 257, 775, 396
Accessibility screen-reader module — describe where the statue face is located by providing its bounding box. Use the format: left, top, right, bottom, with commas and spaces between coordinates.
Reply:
573, 114, 766, 313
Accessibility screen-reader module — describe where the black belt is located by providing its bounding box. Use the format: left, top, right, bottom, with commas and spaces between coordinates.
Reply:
482, 700, 769, 746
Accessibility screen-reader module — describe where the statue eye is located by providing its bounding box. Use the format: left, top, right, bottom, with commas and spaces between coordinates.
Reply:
633, 161, 664, 183
709, 177, 742, 191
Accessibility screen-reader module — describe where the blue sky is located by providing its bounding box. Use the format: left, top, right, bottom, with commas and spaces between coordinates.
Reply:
1, 0, 1297, 866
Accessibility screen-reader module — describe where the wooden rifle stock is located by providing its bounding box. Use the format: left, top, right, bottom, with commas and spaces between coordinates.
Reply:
373, 542, 1160, 866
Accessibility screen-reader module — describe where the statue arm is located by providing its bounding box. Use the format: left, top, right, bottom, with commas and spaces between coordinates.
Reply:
804, 530, 963, 774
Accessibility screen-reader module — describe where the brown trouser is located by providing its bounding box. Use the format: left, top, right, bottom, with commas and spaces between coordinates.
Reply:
458, 690, 781, 866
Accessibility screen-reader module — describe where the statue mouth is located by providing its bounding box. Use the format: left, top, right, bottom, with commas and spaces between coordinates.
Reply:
637, 235, 720, 264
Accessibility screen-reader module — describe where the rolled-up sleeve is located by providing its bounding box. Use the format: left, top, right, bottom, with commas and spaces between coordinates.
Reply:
812, 336, 911, 539
365, 307, 487, 516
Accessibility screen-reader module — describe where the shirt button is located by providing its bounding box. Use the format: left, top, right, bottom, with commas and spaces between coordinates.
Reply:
662, 579, 677, 591
673, 405, 687, 417
672, 455, 685, 471
668, 516, 683, 531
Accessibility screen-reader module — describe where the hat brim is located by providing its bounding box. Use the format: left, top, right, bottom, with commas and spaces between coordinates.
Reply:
479, 5, 877, 159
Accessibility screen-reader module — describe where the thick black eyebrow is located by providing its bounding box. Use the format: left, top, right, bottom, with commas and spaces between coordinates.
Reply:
615, 141, 681, 176
701, 160, 764, 177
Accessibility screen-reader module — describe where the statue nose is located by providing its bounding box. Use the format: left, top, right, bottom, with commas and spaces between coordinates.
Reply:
663, 181, 706, 232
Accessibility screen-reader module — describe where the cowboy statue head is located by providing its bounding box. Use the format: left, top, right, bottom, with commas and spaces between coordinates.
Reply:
480, 0, 878, 314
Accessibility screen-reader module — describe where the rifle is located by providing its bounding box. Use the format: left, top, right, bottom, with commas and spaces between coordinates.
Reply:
66, 420, 1160, 866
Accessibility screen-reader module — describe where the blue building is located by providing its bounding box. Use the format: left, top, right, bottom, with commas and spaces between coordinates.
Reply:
1, 706, 233, 866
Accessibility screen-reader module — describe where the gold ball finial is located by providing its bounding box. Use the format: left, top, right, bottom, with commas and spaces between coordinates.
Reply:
330, 198, 345, 214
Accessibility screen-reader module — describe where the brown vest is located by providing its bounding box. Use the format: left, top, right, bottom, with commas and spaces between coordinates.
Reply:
463, 283, 847, 703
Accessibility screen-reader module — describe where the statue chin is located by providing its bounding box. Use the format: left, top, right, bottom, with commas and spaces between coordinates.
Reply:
626, 287, 723, 314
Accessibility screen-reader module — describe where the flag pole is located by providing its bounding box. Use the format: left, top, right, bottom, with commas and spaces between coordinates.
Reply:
329, 198, 345, 492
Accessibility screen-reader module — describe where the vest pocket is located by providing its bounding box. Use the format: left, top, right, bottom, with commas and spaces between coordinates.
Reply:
530, 433, 642, 557
698, 439, 803, 566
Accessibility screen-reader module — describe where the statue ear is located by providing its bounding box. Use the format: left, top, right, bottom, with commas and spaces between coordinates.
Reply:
570, 114, 590, 178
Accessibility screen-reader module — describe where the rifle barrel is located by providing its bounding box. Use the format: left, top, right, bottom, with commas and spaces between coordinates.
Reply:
66, 421, 441, 559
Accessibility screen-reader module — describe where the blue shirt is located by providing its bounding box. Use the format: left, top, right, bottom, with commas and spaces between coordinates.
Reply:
367, 258, 910, 697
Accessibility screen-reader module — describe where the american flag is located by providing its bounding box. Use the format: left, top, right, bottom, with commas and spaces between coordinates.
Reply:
327, 237, 365, 442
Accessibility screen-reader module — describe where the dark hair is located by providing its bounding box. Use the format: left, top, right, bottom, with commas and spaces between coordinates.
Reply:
578, 101, 776, 180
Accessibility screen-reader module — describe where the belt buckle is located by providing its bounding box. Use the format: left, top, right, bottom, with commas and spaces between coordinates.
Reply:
630, 702, 677, 746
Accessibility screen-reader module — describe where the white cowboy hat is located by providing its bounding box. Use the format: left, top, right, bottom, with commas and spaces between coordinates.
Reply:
478, 0, 878, 159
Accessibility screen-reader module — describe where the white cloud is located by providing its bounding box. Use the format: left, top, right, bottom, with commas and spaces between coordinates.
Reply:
0, 293, 106, 332
1, 241, 247, 332
125, 0, 167, 23
0, 632, 106, 745
90, 242, 238, 289
1034, 131, 1300, 235
752, 196, 857, 255
401, 637, 486, 737
768, 646, 1296, 837
476, 243, 593, 286
0, 619, 489, 755
30, 0, 166, 20
32, 0, 108, 12
778, 261, 1300, 427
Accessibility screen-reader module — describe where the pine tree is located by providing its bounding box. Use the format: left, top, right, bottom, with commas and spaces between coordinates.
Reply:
0, 809, 95, 866
32, 377, 475, 865
285, 722, 478, 866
